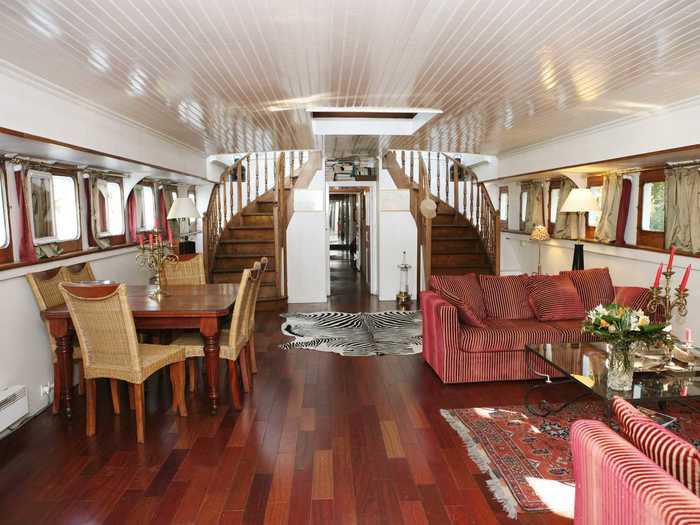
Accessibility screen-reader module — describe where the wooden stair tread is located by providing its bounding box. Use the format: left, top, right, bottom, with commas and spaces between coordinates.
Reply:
228, 225, 274, 230
432, 235, 480, 241
242, 212, 273, 216
220, 239, 274, 244
215, 253, 275, 258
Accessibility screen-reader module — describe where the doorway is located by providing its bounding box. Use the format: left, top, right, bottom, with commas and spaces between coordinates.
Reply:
328, 187, 370, 303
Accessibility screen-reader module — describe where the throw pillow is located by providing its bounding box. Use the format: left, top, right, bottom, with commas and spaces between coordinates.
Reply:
478, 274, 534, 320
429, 274, 487, 328
560, 268, 615, 311
525, 274, 586, 321
613, 396, 700, 496
614, 286, 652, 312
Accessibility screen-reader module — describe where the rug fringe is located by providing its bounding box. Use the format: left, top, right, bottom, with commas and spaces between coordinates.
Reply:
440, 409, 519, 519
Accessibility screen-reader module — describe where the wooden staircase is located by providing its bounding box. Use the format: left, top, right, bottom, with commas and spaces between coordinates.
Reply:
210, 192, 284, 310
383, 150, 499, 286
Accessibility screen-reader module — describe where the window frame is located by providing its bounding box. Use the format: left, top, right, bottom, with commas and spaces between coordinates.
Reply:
94, 176, 126, 245
134, 182, 157, 233
520, 186, 528, 231
548, 179, 561, 235
585, 176, 603, 239
0, 168, 13, 264
498, 186, 508, 230
636, 169, 665, 250
28, 169, 81, 249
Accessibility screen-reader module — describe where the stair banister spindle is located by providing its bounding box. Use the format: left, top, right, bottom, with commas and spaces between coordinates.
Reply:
246, 156, 251, 206
410, 151, 414, 183
236, 161, 243, 223
436, 153, 441, 200
255, 153, 260, 201
264, 152, 269, 192
452, 157, 458, 211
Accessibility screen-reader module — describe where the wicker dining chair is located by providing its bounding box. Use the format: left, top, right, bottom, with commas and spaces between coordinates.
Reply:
64, 262, 96, 282
59, 282, 187, 443
246, 257, 268, 374
161, 253, 206, 286
27, 267, 85, 414
173, 262, 260, 409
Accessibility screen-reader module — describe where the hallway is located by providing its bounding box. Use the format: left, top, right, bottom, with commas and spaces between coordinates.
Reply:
328, 248, 373, 311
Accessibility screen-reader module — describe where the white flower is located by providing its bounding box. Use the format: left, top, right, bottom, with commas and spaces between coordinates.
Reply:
663, 325, 673, 332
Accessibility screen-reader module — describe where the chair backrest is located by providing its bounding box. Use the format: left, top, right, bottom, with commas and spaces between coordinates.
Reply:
59, 282, 142, 381
162, 253, 206, 286
247, 257, 268, 329
228, 262, 261, 349
27, 267, 69, 311
64, 262, 96, 283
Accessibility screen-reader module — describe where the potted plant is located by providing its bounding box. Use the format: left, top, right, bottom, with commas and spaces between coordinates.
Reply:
582, 304, 675, 391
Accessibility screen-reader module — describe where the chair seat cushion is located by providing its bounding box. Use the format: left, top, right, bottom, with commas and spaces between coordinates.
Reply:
526, 274, 586, 321
460, 319, 562, 352
429, 274, 487, 327
172, 330, 245, 361
479, 274, 535, 320
613, 396, 700, 496
560, 268, 615, 311
139, 344, 185, 381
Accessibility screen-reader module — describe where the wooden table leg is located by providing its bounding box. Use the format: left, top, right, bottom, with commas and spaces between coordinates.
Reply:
49, 318, 74, 419
200, 317, 220, 415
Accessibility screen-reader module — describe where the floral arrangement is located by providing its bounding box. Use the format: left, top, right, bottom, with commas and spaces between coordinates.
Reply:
582, 304, 676, 372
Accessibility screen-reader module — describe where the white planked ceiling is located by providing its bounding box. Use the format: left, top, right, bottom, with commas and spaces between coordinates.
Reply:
1, 0, 700, 158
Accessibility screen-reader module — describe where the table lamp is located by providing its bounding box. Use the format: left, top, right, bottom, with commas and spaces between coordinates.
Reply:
559, 188, 600, 270
530, 224, 550, 274
167, 197, 201, 254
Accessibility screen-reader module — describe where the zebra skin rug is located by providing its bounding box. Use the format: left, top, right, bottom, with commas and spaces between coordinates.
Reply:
279, 311, 422, 356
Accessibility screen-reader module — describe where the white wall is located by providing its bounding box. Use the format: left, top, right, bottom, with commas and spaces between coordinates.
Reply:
378, 168, 418, 301
501, 232, 698, 337
287, 171, 327, 303
0, 248, 146, 419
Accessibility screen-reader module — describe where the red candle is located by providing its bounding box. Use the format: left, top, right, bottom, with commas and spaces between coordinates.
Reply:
667, 245, 676, 272
148, 233, 153, 246
653, 263, 663, 288
138, 234, 144, 248
157, 233, 162, 244
680, 264, 692, 291
168, 229, 173, 245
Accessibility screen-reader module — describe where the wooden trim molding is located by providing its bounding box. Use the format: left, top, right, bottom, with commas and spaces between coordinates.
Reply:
498, 186, 508, 230
0, 242, 136, 272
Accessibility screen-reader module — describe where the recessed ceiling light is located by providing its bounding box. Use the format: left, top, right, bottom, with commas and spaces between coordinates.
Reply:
307, 107, 441, 136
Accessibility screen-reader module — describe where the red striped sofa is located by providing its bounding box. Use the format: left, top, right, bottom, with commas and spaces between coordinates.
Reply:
422, 269, 652, 384
571, 398, 700, 524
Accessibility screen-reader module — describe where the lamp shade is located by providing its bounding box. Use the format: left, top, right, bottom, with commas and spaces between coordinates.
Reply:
167, 197, 201, 219
530, 224, 550, 241
560, 188, 600, 213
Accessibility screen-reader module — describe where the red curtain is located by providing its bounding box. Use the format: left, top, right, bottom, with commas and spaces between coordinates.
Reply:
14, 168, 37, 263
614, 178, 632, 246
126, 190, 137, 242
157, 190, 172, 239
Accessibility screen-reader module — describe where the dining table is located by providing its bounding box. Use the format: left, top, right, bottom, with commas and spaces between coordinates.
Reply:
42, 283, 239, 418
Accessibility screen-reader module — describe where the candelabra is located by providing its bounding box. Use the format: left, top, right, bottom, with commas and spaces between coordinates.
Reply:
648, 269, 689, 323
136, 233, 178, 300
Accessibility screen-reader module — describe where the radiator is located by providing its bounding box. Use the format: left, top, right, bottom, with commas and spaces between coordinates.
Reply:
0, 386, 29, 432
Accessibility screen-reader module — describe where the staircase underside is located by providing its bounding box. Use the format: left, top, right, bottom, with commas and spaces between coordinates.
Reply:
211, 192, 287, 311
429, 201, 494, 276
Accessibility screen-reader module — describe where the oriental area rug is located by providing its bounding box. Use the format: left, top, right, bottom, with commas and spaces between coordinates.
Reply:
279, 310, 422, 356
441, 400, 700, 520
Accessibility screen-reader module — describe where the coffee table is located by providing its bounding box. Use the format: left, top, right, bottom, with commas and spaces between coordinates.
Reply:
524, 342, 700, 416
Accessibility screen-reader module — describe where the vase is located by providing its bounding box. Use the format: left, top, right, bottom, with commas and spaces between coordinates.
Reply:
607, 344, 634, 391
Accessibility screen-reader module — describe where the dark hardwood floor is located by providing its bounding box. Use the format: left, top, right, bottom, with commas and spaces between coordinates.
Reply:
0, 262, 577, 524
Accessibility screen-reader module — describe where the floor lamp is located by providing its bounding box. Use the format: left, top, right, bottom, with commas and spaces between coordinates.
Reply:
530, 225, 550, 274
559, 188, 601, 270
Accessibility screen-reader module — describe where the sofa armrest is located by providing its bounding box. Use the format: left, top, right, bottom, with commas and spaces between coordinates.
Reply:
571, 420, 700, 525
421, 291, 463, 377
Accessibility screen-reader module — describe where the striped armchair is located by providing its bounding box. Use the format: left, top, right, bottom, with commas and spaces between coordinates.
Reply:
571, 420, 700, 524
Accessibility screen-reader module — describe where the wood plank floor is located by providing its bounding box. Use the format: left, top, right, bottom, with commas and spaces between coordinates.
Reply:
0, 258, 577, 524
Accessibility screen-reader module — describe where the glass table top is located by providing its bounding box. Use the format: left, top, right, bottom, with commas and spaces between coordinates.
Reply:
526, 342, 700, 403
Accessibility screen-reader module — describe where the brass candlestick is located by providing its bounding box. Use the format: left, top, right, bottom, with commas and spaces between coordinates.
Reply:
648, 269, 689, 323
136, 232, 178, 300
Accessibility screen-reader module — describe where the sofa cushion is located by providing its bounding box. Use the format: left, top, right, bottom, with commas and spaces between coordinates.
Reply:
429, 274, 487, 327
614, 286, 652, 311
459, 318, 562, 352
526, 274, 586, 321
479, 274, 534, 320
613, 396, 700, 496
547, 319, 597, 343
560, 268, 615, 311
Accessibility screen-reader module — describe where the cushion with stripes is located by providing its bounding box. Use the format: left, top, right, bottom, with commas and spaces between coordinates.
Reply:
478, 274, 534, 320
525, 274, 586, 321
459, 318, 564, 352
612, 396, 700, 496
429, 274, 487, 328
560, 268, 615, 311
614, 286, 652, 311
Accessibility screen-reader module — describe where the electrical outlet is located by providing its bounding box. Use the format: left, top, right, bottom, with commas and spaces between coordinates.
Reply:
40, 383, 53, 397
